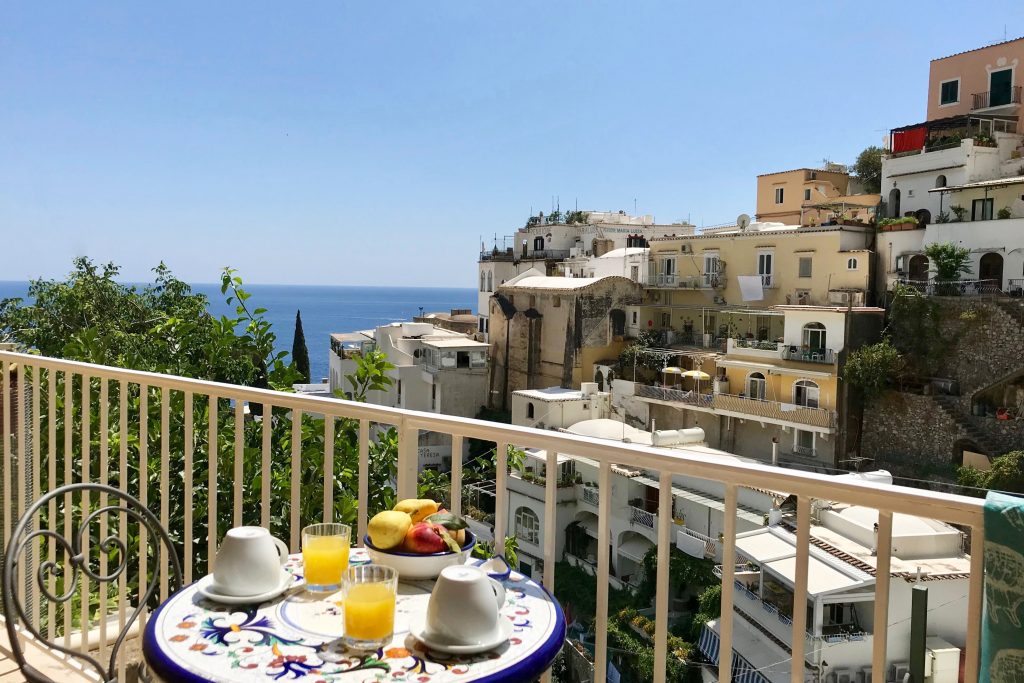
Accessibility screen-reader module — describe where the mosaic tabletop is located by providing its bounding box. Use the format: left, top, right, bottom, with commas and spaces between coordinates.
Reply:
143, 549, 565, 683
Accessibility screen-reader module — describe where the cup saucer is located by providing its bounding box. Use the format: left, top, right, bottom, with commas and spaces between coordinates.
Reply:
196, 571, 302, 605
410, 616, 513, 654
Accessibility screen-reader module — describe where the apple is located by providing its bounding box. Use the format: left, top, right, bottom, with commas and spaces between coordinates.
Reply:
402, 522, 448, 554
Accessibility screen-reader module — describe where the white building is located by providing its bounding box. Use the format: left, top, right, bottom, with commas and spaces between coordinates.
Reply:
467, 384, 778, 582
328, 321, 489, 470
700, 474, 970, 683
558, 246, 651, 284
477, 211, 693, 341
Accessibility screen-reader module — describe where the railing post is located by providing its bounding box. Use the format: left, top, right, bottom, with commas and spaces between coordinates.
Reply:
594, 461, 612, 683
871, 511, 893, 682
396, 420, 418, 502
718, 484, 737, 683
791, 496, 811, 683
653, 470, 672, 683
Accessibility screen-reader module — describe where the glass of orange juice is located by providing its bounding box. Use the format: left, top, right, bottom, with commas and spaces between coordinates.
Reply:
342, 564, 398, 651
302, 523, 351, 592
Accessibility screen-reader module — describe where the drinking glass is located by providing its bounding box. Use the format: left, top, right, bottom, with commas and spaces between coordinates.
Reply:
301, 523, 351, 592
342, 564, 398, 651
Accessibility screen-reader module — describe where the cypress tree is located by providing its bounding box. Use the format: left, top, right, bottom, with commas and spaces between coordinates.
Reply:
292, 309, 311, 383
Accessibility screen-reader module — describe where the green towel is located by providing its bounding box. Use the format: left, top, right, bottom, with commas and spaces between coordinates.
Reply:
982, 491, 1024, 683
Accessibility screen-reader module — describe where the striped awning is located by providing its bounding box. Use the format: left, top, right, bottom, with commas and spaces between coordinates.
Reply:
697, 626, 774, 683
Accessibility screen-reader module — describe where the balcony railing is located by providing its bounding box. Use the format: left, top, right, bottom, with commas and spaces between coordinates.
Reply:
0, 350, 987, 683
780, 346, 836, 364
580, 484, 600, 507
971, 85, 1022, 110
629, 505, 656, 529
894, 277, 1003, 296
635, 384, 836, 430
733, 339, 782, 352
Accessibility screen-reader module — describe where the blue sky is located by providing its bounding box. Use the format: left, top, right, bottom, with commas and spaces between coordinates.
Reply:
3, 2, 1023, 287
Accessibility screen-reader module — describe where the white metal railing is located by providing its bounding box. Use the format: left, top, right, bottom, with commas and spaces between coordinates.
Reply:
635, 384, 836, 430
580, 485, 599, 507
0, 350, 987, 683
629, 505, 656, 529
677, 525, 718, 557
893, 277, 1003, 296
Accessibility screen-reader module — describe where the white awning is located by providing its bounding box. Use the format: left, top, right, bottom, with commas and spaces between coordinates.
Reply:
735, 530, 798, 563
764, 555, 873, 597
928, 174, 1024, 193
715, 359, 833, 379
618, 536, 655, 563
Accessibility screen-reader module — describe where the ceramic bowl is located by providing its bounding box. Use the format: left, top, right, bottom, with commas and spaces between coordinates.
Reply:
363, 531, 476, 580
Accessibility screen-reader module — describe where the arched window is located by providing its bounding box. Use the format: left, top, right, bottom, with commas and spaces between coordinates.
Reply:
847, 258, 858, 270
486, 271, 493, 292
533, 236, 545, 251
802, 322, 826, 350
747, 372, 766, 400
794, 380, 820, 408
527, 402, 535, 419
515, 507, 540, 545
935, 175, 947, 188
480, 271, 487, 292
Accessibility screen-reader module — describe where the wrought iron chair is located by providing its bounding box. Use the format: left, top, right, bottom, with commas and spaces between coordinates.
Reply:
2, 483, 183, 682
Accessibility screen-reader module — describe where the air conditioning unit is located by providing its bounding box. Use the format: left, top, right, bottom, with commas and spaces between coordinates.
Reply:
829, 290, 865, 306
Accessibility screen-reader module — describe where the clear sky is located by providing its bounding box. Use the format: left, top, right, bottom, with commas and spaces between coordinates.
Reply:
3, 2, 1023, 287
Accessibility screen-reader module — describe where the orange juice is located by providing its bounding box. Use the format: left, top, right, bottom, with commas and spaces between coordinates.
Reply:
344, 582, 396, 641
302, 534, 349, 588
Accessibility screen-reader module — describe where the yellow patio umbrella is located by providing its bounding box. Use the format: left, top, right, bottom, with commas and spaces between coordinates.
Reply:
681, 370, 711, 380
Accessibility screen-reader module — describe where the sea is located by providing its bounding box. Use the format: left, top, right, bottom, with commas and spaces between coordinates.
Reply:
0, 281, 477, 383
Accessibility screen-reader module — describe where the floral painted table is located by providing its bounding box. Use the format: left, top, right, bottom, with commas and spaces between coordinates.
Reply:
142, 549, 565, 682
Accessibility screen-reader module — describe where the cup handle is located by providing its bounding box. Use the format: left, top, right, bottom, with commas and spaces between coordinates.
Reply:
489, 577, 506, 609
271, 536, 289, 565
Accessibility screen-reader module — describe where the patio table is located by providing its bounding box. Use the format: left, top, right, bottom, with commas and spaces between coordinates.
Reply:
143, 548, 565, 683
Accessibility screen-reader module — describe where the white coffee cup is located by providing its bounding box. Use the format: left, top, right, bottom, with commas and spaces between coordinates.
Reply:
212, 527, 289, 596
426, 565, 506, 644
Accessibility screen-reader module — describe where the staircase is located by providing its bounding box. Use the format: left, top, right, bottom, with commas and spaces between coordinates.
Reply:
993, 298, 1024, 328
932, 394, 998, 456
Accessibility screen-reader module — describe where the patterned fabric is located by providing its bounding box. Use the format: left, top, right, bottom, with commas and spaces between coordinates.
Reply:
144, 550, 564, 682
982, 491, 1024, 683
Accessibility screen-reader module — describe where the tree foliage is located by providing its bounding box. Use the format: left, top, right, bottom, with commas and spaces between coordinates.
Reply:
636, 546, 716, 607
0, 259, 399, 608
886, 283, 941, 377
924, 242, 973, 283
291, 310, 311, 384
843, 338, 903, 401
957, 451, 1024, 496
853, 146, 883, 193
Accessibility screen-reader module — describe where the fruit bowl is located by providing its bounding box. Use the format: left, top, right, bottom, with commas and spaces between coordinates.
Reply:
363, 531, 476, 580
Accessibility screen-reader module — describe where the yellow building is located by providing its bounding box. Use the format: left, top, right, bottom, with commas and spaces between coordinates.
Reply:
626, 305, 884, 469
755, 167, 880, 226
629, 223, 875, 344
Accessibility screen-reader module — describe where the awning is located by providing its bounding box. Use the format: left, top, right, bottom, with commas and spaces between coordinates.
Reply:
764, 555, 873, 597
735, 530, 798, 563
698, 626, 778, 683
618, 536, 654, 563
928, 174, 1024, 193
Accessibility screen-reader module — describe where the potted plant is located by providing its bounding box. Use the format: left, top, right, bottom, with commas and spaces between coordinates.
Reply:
950, 205, 967, 222
998, 207, 1013, 220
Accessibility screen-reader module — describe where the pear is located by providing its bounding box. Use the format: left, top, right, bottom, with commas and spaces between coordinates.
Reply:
367, 510, 413, 549
393, 498, 439, 523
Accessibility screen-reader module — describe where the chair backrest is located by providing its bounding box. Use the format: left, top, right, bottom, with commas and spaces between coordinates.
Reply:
2, 483, 183, 682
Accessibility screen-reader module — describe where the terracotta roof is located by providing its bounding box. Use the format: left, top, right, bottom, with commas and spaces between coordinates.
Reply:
932, 35, 1024, 62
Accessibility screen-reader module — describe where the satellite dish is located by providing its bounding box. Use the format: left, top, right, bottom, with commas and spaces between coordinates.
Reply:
737, 214, 751, 231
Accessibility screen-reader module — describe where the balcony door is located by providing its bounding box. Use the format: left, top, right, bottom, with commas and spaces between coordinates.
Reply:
757, 252, 774, 287
704, 253, 721, 287
972, 197, 994, 221
747, 372, 767, 400
990, 68, 1013, 107
794, 380, 820, 409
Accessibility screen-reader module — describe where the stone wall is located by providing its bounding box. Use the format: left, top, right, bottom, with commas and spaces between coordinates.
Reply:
931, 299, 1024, 395
860, 298, 1024, 475
861, 393, 963, 479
